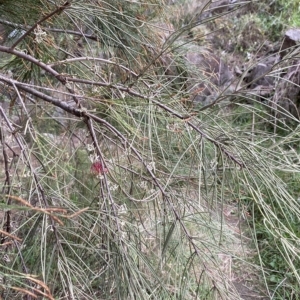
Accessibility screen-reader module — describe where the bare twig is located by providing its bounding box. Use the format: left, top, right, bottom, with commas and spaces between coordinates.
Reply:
0, 18, 99, 41
0, 95, 66, 279
0, 74, 83, 116
0, 230, 22, 242
0, 73, 245, 167
0, 45, 67, 83
0, 45, 140, 104
66, 77, 148, 98
49, 56, 138, 77
0, 107, 13, 241
10, 1, 71, 49
0, 114, 11, 194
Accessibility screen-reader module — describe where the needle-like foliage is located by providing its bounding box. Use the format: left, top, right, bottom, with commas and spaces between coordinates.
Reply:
0, 1, 300, 299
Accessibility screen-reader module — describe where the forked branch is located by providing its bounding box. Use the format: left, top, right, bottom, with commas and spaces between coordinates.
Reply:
10, 1, 71, 49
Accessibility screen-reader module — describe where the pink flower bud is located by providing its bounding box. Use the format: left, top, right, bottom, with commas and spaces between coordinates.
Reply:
91, 161, 108, 175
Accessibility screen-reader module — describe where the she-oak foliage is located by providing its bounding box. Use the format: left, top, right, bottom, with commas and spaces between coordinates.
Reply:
0, 0, 300, 299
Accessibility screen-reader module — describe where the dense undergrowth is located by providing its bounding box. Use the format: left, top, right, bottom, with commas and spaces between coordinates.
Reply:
229, 101, 300, 299
0, 0, 300, 299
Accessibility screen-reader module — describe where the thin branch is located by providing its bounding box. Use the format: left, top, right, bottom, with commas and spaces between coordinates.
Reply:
0, 93, 66, 281
0, 73, 245, 167
24, 92, 85, 144
0, 18, 98, 41
0, 45, 67, 83
0, 108, 12, 244
67, 77, 147, 98
0, 74, 82, 116
45, 27, 98, 41
0, 45, 140, 103
0, 76, 165, 197
85, 118, 118, 218
10, 1, 71, 49
149, 98, 246, 168
0, 113, 11, 194
49, 56, 138, 77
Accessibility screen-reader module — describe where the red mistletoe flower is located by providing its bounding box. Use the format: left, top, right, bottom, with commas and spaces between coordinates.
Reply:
91, 161, 108, 175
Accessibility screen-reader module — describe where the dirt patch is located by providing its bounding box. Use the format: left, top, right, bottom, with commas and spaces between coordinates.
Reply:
221, 204, 269, 299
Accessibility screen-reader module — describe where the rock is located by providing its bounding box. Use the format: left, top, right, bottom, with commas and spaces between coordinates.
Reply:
241, 55, 279, 101
181, 0, 234, 24
199, 0, 240, 20
183, 46, 234, 104
271, 60, 300, 120
252, 85, 274, 95
281, 28, 300, 57
209, 0, 232, 15
245, 63, 274, 88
